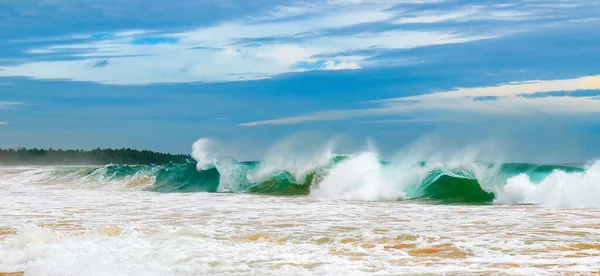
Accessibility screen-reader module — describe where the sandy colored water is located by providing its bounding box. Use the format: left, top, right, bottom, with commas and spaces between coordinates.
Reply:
1, 168, 600, 275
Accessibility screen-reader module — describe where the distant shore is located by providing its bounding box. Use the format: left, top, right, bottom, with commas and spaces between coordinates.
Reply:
0, 148, 190, 166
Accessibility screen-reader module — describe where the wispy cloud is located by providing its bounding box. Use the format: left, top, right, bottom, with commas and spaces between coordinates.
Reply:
0, 101, 23, 109
240, 75, 600, 126
369, 118, 457, 123
393, 5, 539, 25
0, 26, 503, 84
394, 8, 482, 24
14, 30, 153, 45
323, 60, 361, 70
389, 75, 600, 101
0, 0, 573, 84
253, 4, 319, 20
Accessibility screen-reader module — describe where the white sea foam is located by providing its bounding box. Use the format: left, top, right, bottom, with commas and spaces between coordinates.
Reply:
189, 136, 598, 206
0, 166, 157, 191
311, 146, 410, 201
3, 137, 598, 208
3, 139, 600, 275
495, 161, 600, 208
310, 140, 505, 201
2, 175, 600, 275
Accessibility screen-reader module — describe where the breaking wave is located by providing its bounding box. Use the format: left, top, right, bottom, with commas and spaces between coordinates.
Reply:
1, 137, 597, 208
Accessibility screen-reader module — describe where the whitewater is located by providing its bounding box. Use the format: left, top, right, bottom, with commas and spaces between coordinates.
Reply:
2, 138, 600, 275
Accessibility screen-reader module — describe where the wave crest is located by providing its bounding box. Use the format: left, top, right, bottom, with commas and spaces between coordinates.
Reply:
1, 137, 594, 208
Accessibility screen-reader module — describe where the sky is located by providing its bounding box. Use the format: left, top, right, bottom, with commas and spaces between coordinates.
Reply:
1, 0, 600, 162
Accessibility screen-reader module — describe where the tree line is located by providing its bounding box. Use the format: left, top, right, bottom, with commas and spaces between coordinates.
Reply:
0, 148, 191, 165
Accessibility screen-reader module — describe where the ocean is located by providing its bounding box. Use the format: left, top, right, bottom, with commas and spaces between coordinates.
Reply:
2, 141, 600, 275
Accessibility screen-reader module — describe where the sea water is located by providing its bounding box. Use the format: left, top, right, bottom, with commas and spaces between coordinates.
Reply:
2, 139, 600, 275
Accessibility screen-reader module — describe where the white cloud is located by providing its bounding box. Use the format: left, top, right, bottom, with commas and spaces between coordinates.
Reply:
0, 1, 407, 84
11, 29, 153, 44
326, 0, 444, 4
391, 75, 600, 101
467, 10, 533, 21
394, 7, 482, 24
250, 0, 439, 21
239, 110, 364, 126
306, 30, 498, 53
393, 5, 538, 25
323, 60, 361, 70
253, 44, 315, 65
0, 28, 495, 84
370, 118, 455, 123
0, 0, 556, 84
263, 4, 319, 19
526, 3, 580, 8
240, 75, 600, 126
0, 122, 8, 125
179, 8, 397, 46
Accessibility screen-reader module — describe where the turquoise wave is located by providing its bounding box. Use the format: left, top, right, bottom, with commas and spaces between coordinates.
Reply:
47, 159, 583, 204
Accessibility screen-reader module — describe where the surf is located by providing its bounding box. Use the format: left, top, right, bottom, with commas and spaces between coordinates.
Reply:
1, 137, 597, 208
2, 159, 590, 207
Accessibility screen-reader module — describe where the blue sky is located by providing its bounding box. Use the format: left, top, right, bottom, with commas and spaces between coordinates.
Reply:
1, 0, 600, 162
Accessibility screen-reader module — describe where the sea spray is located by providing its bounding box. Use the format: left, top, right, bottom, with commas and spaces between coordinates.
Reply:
0, 160, 588, 205
311, 145, 410, 201
495, 161, 600, 207
1, 137, 594, 208
247, 137, 338, 186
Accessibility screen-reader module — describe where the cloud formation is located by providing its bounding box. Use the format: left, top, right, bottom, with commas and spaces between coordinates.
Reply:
0, 0, 583, 84
240, 75, 600, 126
323, 61, 361, 70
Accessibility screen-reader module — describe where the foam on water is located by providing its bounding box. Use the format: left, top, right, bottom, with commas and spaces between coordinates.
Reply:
496, 161, 600, 208
2, 138, 600, 275
2, 179, 600, 275
312, 150, 409, 201
0, 137, 596, 208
